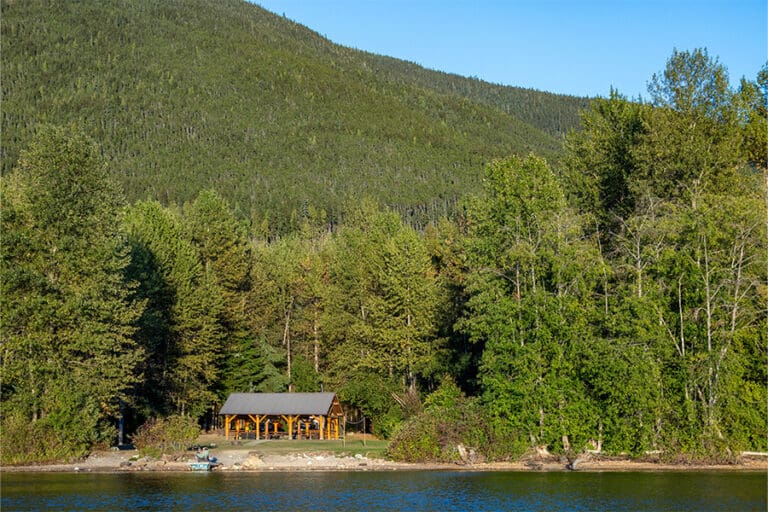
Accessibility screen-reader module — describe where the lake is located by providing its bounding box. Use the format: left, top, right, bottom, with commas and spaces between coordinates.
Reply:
2, 470, 766, 511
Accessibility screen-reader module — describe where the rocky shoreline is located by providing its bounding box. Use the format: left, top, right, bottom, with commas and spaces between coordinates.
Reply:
4, 449, 767, 474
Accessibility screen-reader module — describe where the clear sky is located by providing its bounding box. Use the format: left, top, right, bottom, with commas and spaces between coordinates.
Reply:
253, 0, 767, 99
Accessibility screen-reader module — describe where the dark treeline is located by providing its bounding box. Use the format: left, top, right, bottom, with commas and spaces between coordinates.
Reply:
2, 50, 766, 464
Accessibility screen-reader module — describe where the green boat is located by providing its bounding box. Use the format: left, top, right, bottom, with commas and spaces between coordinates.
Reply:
188, 461, 212, 471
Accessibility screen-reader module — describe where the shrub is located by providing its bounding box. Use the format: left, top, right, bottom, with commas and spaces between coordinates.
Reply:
372, 406, 404, 440
386, 413, 440, 462
339, 373, 405, 439
132, 415, 200, 457
0, 393, 112, 465
0, 412, 95, 465
387, 379, 494, 463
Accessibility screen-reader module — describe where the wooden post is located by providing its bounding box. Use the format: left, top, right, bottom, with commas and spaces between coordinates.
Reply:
282, 415, 298, 440
319, 416, 325, 440
248, 415, 263, 441
224, 415, 232, 439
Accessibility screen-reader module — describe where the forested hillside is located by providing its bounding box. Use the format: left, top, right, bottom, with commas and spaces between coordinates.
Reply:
1, 0, 586, 231
3, 44, 765, 465
358, 53, 591, 139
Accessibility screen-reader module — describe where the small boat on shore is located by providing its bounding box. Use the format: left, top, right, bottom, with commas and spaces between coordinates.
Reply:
189, 447, 216, 471
189, 461, 212, 471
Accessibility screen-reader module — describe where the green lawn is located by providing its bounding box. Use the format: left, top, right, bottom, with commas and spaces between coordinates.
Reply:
201, 436, 390, 459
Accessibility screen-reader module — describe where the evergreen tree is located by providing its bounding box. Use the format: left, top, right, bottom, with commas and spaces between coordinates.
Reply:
183, 189, 253, 398
1, 126, 144, 461
377, 225, 440, 390
124, 200, 223, 417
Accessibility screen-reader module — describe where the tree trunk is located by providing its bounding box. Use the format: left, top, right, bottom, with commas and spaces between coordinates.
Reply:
283, 297, 294, 385
313, 309, 319, 373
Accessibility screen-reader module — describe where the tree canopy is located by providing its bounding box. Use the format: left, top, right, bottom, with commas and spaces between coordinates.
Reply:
1, 47, 765, 464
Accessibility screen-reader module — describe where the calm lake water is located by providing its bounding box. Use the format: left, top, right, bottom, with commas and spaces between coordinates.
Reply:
2, 470, 766, 511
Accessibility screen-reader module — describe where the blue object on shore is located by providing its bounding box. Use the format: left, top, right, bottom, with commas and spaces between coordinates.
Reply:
189, 462, 212, 471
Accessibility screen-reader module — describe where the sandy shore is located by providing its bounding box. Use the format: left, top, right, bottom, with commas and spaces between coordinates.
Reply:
3, 450, 767, 474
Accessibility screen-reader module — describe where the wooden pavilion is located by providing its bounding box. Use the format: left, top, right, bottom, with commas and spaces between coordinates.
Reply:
219, 392, 343, 440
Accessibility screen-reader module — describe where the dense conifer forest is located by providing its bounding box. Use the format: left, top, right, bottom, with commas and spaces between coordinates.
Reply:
1, 0, 766, 465
1, 0, 586, 232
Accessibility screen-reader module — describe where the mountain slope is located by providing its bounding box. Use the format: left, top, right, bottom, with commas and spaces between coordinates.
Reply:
356, 53, 591, 139
2, 0, 587, 229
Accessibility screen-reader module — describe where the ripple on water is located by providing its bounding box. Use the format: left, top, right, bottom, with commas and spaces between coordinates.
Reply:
2, 470, 766, 511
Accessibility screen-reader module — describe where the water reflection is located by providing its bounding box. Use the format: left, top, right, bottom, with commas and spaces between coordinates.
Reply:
3, 470, 766, 511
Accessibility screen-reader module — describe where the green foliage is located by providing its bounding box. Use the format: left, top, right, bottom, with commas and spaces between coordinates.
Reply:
323, 204, 443, 391
0, 390, 110, 465
563, 89, 645, 226
0, 47, 765, 466
1, 412, 85, 465
1, 125, 143, 460
289, 354, 321, 393
363, 54, 590, 139
132, 415, 200, 458
561, 48, 768, 458
736, 63, 767, 170
123, 200, 223, 417
387, 379, 493, 462
337, 372, 402, 438
647, 48, 732, 118
183, 189, 256, 400
0, 0, 581, 233
221, 335, 288, 394
460, 154, 601, 454
386, 414, 440, 462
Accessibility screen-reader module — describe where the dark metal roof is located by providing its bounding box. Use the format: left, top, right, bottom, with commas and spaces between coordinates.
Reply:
219, 392, 342, 416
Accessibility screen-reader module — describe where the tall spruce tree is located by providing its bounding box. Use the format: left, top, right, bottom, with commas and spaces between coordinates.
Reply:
183, 189, 253, 398
377, 225, 440, 390
1, 126, 144, 461
124, 200, 223, 417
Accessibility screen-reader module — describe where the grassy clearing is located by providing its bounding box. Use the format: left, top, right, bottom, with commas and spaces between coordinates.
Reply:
198, 434, 389, 459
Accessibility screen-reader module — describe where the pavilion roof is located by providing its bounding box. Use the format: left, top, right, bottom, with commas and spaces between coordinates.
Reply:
219, 392, 342, 416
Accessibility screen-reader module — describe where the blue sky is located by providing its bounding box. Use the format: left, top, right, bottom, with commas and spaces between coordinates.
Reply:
253, 0, 766, 98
